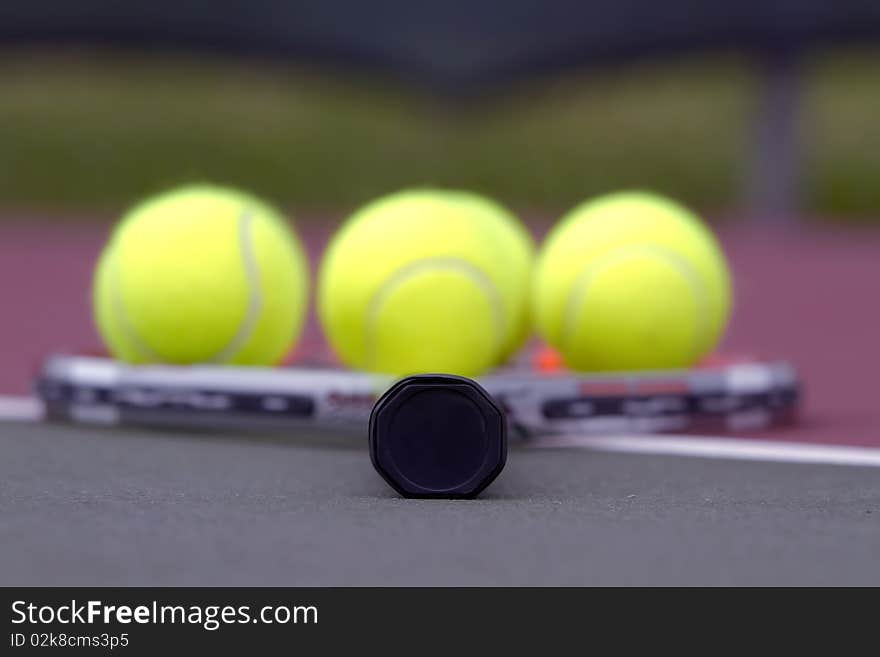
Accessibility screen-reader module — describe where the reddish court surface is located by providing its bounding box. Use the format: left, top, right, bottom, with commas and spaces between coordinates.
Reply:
0, 217, 877, 445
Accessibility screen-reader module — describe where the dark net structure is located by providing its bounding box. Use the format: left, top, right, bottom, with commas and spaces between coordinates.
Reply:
1, 1, 879, 85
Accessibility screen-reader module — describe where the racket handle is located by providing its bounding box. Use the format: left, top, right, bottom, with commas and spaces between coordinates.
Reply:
369, 374, 507, 499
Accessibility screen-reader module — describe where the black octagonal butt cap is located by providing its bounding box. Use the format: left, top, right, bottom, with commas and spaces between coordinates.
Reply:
369, 374, 507, 499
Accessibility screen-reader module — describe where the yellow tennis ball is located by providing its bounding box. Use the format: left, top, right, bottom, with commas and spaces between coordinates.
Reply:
429, 190, 536, 363
317, 189, 527, 377
533, 191, 732, 372
93, 184, 309, 365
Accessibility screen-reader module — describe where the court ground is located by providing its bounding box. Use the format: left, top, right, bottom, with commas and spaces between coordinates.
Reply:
1, 219, 878, 585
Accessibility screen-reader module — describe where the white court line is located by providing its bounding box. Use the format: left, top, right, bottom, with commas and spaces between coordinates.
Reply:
530, 434, 880, 468
0, 396, 45, 422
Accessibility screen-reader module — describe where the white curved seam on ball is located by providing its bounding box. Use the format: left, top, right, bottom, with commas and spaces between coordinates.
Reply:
363, 257, 506, 370
109, 251, 164, 362
560, 244, 712, 359
209, 208, 263, 364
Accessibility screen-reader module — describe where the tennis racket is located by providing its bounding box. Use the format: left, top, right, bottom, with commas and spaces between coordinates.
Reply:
35, 354, 799, 437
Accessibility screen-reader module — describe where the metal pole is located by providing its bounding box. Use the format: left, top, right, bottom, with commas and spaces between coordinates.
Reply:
746, 48, 804, 222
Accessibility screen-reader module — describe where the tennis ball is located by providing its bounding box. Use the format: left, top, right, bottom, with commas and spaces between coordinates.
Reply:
93, 184, 309, 365
429, 190, 535, 363
532, 191, 732, 372
317, 189, 528, 377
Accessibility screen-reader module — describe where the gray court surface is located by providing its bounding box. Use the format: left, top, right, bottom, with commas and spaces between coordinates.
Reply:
2, 422, 878, 586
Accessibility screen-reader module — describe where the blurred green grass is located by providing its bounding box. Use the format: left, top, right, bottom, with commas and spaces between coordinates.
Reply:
805, 50, 880, 217
0, 47, 877, 219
